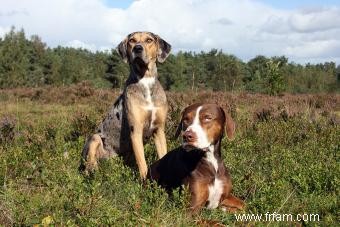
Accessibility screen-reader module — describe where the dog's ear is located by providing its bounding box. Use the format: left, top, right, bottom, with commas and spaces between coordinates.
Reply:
116, 37, 128, 63
174, 119, 183, 139
220, 107, 236, 140
153, 34, 171, 63
174, 110, 184, 139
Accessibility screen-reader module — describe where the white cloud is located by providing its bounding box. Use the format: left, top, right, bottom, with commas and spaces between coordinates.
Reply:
285, 40, 340, 57
289, 7, 340, 33
0, 26, 11, 38
0, 0, 339, 64
64, 40, 97, 51
211, 18, 234, 26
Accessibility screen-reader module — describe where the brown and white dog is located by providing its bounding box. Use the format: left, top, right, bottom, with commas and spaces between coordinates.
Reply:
148, 103, 244, 212
80, 32, 171, 179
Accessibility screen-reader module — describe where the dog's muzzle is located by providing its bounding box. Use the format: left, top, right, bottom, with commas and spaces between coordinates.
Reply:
133, 44, 143, 54
182, 130, 200, 149
183, 130, 197, 143
132, 44, 149, 65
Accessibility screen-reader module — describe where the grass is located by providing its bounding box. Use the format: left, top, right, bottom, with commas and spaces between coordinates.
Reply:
0, 86, 339, 226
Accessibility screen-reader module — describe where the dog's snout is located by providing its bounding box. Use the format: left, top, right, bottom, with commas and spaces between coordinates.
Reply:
183, 130, 197, 142
133, 44, 144, 53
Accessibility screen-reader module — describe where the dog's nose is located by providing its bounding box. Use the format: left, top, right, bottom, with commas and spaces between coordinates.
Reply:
183, 130, 197, 143
133, 44, 143, 53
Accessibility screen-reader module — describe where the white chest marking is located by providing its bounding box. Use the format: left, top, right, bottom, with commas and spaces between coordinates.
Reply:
139, 77, 157, 128
205, 145, 218, 172
139, 77, 155, 108
185, 106, 210, 148
207, 178, 224, 209
205, 145, 222, 209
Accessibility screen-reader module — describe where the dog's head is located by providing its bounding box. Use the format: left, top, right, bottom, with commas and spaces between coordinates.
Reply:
175, 103, 235, 150
117, 31, 171, 66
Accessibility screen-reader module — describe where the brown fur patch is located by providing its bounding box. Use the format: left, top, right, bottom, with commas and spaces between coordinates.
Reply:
189, 179, 209, 212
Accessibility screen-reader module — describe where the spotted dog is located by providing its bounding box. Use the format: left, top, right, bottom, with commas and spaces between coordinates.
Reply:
80, 32, 171, 179
148, 103, 244, 212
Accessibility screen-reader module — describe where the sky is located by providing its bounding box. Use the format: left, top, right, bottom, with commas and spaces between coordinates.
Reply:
0, 0, 340, 64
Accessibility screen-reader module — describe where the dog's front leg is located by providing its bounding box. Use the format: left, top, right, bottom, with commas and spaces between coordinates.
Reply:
130, 124, 148, 179
153, 107, 167, 159
154, 126, 167, 159
125, 88, 149, 179
126, 98, 148, 179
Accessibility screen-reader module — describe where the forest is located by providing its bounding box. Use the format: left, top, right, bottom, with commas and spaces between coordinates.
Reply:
0, 27, 339, 94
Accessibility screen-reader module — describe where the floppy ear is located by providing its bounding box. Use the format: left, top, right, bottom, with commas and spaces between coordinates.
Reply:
174, 109, 185, 139
174, 119, 183, 139
116, 37, 128, 63
153, 34, 171, 63
220, 107, 236, 140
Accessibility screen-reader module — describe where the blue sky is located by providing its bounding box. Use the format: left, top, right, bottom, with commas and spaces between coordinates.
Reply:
1, 0, 340, 64
104, 0, 340, 9
103, 0, 134, 9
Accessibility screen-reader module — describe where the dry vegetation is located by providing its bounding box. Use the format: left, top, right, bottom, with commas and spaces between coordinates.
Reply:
0, 84, 339, 226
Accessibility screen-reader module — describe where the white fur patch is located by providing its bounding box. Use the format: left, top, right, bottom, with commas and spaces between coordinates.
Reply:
139, 77, 155, 90
185, 106, 210, 148
205, 145, 218, 172
139, 77, 156, 128
207, 178, 224, 209
205, 143, 222, 209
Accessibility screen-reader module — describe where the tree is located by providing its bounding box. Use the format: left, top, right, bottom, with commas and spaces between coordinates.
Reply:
158, 54, 179, 90
0, 28, 338, 93
244, 55, 269, 92
337, 65, 340, 83
264, 60, 285, 95
104, 50, 129, 88
0, 27, 30, 88
245, 56, 286, 94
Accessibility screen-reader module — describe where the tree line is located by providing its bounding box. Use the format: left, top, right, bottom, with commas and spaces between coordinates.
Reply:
0, 27, 339, 94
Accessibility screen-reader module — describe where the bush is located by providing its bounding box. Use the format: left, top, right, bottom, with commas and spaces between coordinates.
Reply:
65, 112, 97, 142
0, 88, 338, 226
0, 116, 16, 145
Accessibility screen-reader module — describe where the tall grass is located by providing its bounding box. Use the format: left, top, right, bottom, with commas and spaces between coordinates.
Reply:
0, 86, 339, 226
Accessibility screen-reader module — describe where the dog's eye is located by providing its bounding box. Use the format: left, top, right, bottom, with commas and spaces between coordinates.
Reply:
204, 116, 213, 122
146, 38, 153, 43
129, 38, 137, 43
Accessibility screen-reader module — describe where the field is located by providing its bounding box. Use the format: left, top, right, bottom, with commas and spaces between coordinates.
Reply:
0, 84, 339, 226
